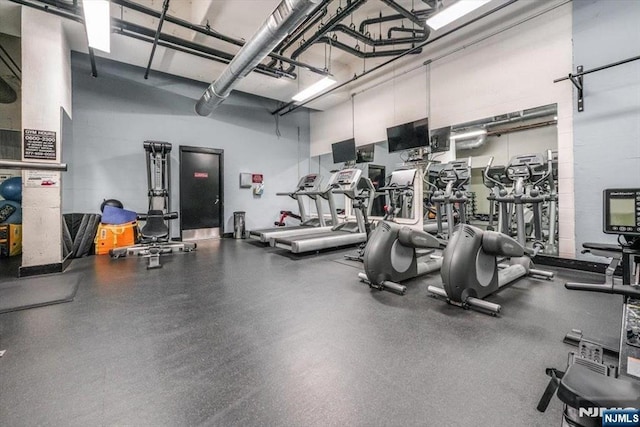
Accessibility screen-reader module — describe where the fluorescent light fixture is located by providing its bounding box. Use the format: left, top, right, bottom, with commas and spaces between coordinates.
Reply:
426, 0, 492, 31
450, 128, 487, 140
292, 77, 337, 102
82, 0, 111, 53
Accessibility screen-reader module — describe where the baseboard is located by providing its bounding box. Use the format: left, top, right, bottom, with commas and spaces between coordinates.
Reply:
19, 262, 65, 278
534, 255, 622, 275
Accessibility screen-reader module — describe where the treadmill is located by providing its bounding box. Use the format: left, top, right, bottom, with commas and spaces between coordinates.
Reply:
272, 168, 375, 253
249, 173, 337, 243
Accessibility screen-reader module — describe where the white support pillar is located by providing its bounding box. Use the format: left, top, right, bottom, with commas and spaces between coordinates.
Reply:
20, 7, 71, 276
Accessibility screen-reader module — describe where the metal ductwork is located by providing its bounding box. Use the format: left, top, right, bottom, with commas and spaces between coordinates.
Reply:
455, 133, 487, 150
455, 104, 558, 151
195, 0, 323, 116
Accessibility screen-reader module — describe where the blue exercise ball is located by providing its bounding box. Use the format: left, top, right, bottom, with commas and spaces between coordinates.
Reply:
0, 200, 22, 224
0, 176, 22, 202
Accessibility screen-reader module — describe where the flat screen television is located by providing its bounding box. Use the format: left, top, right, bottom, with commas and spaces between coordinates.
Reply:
429, 127, 451, 153
331, 138, 357, 163
386, 118, 429, 153
356, 143, 375, 163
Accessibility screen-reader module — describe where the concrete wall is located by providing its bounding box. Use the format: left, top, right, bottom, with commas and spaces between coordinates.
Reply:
572, 0, 640, 257
67, 54, 311, 234
20, 8, 71, 268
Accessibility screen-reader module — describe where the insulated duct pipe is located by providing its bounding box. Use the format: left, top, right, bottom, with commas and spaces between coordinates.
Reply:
195, 0, 323, 116
455, 134, 487, 150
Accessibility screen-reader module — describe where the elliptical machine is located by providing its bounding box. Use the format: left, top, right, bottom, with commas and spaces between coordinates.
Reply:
359, 168, 445, 295
427, 154, 554, 315
427, 159, 471, 239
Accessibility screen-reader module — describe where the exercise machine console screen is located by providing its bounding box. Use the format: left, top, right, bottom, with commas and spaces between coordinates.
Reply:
603, 188, 640, 235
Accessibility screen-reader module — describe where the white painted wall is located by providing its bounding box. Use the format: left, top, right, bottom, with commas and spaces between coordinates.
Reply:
309, 1, 574, 257
20, 8, 71, 268
310, 66, 429, 157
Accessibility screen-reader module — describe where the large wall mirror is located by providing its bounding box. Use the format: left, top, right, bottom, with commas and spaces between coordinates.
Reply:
452, 103, 558, 256
309, 103, 559, 256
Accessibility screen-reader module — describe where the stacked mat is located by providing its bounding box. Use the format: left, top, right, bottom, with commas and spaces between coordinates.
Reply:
63, 213, 101, 258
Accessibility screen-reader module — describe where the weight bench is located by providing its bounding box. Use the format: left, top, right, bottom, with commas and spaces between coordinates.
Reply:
110, 210, 196, 269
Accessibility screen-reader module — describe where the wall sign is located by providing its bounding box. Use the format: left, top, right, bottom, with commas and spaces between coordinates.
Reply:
24, 171, 60, 188
252, 174, 263, 184
23, 129, 56, 160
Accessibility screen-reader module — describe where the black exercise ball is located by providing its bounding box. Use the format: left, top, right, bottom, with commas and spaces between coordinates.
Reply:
100, 199, 123, 212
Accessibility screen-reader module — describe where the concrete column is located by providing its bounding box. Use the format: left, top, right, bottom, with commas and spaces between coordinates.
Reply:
20, 7, 71, 276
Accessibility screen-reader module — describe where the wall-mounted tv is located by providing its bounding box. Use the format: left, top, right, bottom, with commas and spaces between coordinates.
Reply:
331, 138, 357, 164
386, 118, 429, 153
429, 126, 451, 153
356, 143, 375, 163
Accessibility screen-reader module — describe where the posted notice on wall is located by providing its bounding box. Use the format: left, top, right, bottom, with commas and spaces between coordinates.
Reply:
24, 170, 60, 188
23, 129, 57, 160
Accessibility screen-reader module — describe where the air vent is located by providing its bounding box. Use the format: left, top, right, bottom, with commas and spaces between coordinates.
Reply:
463, 225, 475, 237
380, 222, 391, 231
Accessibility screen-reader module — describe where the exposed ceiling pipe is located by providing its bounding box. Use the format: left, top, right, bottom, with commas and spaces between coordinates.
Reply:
387, 26, 427, 38
455, 134, 487, 150
272, 0, 519, 116
317, 36, 422, 57
358, 9, 431, 33
115, 19, 297, 79
285, 0, 368, 72
331, 24, 428, 46
273, 0, 330, 55
195, 0, 323, 116
13, 0, 306, 80
143, 0, 170, 79
379, 0, 428, 27
110, 0, 327, 76
454, 105, 558, 150
452, 104, 557, 131
115, 29, 290, 79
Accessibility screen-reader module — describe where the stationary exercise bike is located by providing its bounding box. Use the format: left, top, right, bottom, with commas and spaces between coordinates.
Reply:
110, 141, 196, 269
428, 155, 554, 315
359, 168, 445, 294
537, 188, 640, 427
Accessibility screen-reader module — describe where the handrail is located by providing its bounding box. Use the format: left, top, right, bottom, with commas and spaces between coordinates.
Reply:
0, 160, 68, 171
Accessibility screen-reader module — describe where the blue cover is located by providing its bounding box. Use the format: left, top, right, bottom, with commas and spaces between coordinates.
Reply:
101, 205, 138, 225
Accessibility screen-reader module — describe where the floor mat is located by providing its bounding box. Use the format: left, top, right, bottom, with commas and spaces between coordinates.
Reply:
0, 272, 81, 314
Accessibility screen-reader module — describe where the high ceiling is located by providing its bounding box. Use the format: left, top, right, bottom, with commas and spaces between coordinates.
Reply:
0, 0, 552, 112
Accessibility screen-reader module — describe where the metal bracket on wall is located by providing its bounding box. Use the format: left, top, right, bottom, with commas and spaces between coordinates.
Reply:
554, 55, 640, 113
569, 66, 584, 112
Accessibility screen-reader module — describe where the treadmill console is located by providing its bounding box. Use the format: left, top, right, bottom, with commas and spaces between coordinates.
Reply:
603, 188, 640, 235
297, 174, 322, 190
331, 168, 362, 188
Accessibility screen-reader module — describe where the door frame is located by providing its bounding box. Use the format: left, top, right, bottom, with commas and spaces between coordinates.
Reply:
179, 145, 224, 240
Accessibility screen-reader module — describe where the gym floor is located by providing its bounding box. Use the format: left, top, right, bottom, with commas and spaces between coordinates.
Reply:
0, 239, 621, 426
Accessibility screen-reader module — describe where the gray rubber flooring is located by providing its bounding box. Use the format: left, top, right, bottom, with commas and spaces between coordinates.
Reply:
0, 238, 622, 426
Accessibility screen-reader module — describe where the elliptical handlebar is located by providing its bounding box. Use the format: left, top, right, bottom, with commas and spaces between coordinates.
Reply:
483, 156, 505, 190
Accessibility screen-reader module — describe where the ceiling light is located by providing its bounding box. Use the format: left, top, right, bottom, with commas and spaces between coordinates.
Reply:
82, 0, 111, 53
292, 77, 337, 102
426, 0, 492, 31
450, 128, 487, 140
